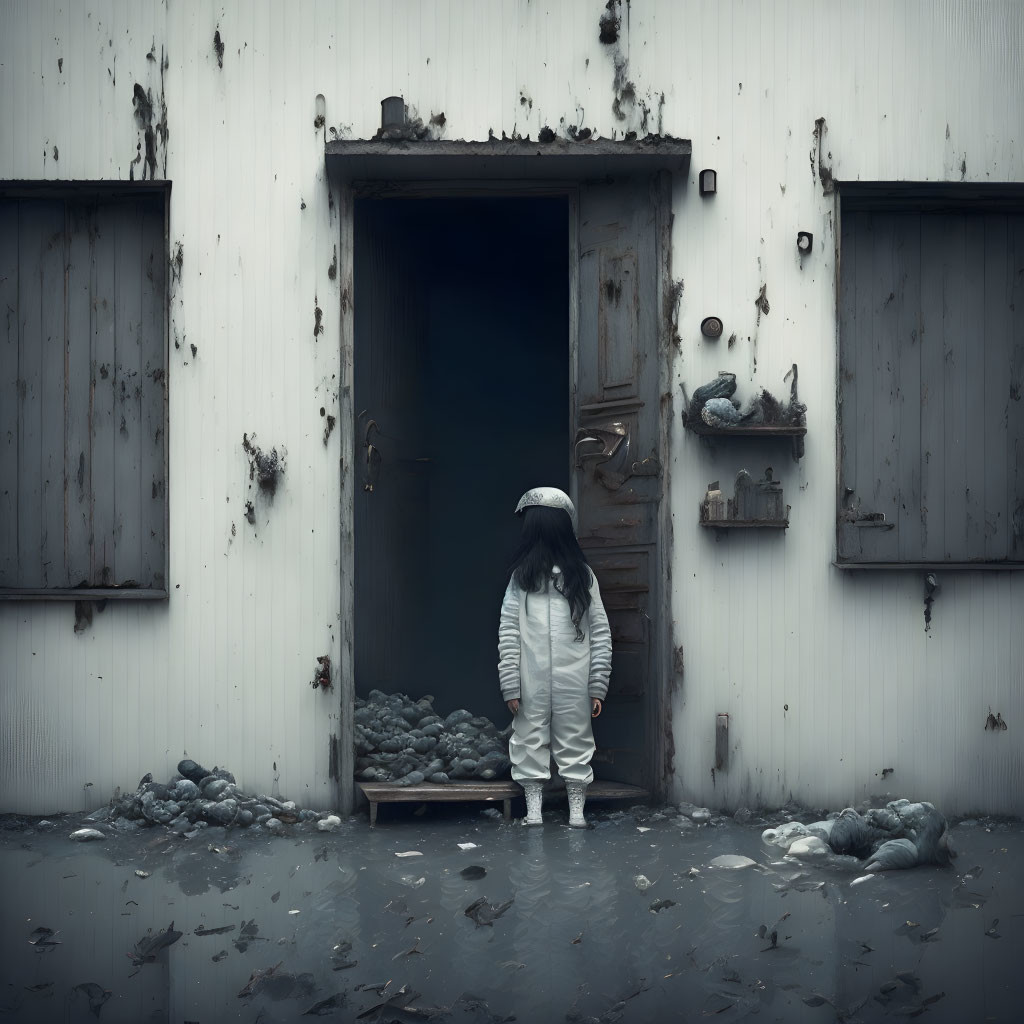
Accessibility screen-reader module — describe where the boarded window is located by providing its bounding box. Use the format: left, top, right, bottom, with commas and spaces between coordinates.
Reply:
838, 191, 1024, 566
0, 192, 167, 595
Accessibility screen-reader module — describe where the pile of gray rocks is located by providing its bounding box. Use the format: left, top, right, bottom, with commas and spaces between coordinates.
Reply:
106, 758, 328, 834
355, 690, 511, 785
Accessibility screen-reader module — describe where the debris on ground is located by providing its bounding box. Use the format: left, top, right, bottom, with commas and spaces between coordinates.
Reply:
763, 799, 955, 872
27, 926, 61, 949
355, 690, 511, 784
94, 758, 332, 834
128, 921, 182, 967
69, 828, 106, 842
72, 981, 112, 1016
464, 896, 514, 928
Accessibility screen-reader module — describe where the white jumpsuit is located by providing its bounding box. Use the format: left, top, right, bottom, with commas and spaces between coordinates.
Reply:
497, 567, 613, 784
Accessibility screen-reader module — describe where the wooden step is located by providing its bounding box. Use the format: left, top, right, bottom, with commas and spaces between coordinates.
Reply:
357, 778, 649, 826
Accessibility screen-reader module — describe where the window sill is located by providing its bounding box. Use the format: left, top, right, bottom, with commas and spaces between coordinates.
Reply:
0, 588, 168, 601
833, 562, 1024, 572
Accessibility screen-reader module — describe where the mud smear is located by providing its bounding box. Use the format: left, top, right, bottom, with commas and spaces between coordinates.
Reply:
2, 808, 1022, 1021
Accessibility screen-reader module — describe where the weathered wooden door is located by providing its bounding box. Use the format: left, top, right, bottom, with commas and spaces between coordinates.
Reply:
574, 178, 665, 792
353, 200, 431, 693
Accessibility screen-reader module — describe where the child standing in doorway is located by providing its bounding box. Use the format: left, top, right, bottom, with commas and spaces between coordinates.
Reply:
498, 487, 612, 827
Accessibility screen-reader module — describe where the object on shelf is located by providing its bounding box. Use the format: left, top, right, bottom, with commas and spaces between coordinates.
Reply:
700, 468, 790, 528
701, 397, 744, 427
687, 372, 737, 422
684, 365, 808, 458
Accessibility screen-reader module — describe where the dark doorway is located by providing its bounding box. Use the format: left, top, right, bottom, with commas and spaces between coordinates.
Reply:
354, 197, 569, 728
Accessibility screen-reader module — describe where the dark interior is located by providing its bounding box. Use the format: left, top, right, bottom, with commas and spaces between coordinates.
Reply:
354, 197, 569, 727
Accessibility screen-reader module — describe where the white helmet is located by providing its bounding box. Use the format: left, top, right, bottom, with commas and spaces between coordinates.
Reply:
514, 486, 577, 530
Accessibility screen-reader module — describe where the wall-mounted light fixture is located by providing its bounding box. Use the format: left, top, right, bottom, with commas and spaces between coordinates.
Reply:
797, 231, 813, 254
700, 316, 724, 339
380, 95, 406, 130
699, 169, 717, 196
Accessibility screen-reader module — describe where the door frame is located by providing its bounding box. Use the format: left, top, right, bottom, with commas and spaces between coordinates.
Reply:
331, 173, 676, 814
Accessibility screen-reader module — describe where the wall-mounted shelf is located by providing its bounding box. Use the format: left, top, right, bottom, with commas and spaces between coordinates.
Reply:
700, 518, 789, 529
686, 423, 806, 439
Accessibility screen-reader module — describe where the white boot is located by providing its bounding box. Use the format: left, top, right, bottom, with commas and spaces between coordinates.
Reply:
521, 781, 544, 825
566, 781, 588, 828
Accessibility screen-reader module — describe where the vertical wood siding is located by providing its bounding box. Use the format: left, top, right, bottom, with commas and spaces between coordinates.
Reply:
0, 0, 1022, 815
838, 209, 1024, 563
0, 196, 166, 590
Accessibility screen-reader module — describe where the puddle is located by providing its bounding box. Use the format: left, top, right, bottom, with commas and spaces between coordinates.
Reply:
1, 807, 1022, 1021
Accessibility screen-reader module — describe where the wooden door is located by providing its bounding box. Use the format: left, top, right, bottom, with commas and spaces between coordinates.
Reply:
353, 200, 431, 693
574, 178, 664, 791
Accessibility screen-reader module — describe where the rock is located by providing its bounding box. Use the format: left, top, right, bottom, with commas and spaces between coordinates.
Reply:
318, 815, 342, 832
170, 779, 200, 802
207, 799, 238, 825
709, 854, 759, 870
235, 809, 254, 828
202, 778, 231, 800
690, 808, 712, 824
429, 773, 449, 784
396, 771, 425, 787
733, 807, 752, 825
787, 836, 831, 860
264, 817, 285, 834
177, 759, 209, 783
70, 828, 106, 841
634, 874, 652, 891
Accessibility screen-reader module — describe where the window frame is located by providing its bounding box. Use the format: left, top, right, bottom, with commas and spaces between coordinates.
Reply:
0, 180, 170, 601
834, 181, 1024, 571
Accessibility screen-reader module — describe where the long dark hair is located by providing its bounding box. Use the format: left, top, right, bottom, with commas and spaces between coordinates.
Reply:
509, 505, 592, 639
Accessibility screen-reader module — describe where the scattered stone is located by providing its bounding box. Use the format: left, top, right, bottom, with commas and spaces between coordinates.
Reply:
317, 815, 341, 832
788, 836, 831, 860
99, 759, 335, 835
709, 854, 759, 870
733, 807, 753, 825
690, 808, 712, 824
69, 828, 105, 842
633, 874, 652, 891
354, 690, 511, 784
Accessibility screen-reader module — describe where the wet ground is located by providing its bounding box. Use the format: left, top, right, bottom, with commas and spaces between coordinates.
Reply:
1, 800, 1022, 1023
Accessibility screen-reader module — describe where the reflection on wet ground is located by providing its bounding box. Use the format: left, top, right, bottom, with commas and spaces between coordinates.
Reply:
1, 803, 1022, 1022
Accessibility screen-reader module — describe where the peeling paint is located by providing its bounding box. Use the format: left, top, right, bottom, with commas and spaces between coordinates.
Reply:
599, 0, 621, 44
811, 116, 835, 195
242, 434, 285, 498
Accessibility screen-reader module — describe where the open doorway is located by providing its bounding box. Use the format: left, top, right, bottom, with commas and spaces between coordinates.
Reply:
354, 196, 570, 730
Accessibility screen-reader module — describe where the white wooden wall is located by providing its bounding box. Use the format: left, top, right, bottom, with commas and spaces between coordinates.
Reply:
1, 0, 1021, 815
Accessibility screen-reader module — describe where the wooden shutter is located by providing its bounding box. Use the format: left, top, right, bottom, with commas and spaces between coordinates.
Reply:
0, 195, 167, 593
838, 208, 1024, 564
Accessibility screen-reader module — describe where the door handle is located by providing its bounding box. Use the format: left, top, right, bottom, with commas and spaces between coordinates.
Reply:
573, 423, 627, 468
364, 419, 381, 492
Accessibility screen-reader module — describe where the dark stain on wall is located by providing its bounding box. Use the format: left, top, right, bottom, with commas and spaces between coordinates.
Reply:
811, 117, 835, 195
328, 733, 340, 780
213, 28, 225, 69
599, 0, 621, 44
